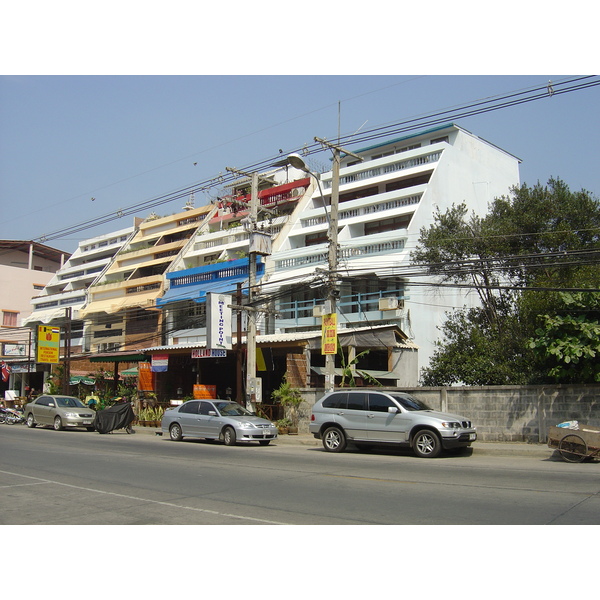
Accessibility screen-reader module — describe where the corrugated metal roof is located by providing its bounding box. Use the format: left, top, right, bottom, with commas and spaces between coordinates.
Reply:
143, 324, 417, 352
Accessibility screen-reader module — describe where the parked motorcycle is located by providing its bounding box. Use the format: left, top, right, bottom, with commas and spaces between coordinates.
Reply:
0, 407, 26, 425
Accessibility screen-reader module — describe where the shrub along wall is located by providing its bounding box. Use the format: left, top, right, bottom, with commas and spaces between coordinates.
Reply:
298, 384, 600, 443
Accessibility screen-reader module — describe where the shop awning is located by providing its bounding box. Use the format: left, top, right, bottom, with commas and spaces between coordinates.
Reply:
306, 327, 417, 350
80, 292, 160, 316
156, 257, 264, 308
121, 367, 138, 376
88, 351, 150, 363
157, 278, 249, 307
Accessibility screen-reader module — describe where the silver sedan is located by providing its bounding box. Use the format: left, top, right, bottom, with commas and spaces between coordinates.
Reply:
161, 399, 278, 446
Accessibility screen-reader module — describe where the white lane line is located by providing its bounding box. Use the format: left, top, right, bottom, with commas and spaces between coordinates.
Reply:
0, 481, 51, 489
0, 470, 289, 525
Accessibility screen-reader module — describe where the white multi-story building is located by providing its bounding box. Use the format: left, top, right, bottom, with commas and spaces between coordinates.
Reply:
23, 226, 136, 352
264, 123, 521, 372
22, 122, 521, 400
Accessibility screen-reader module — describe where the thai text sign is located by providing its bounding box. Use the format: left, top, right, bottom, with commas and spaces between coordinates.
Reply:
321, 313, 337, 355
138, 362, 154, 391
206, 293, 232, 350
36, 325, 61, 364
193, 384, 217, 399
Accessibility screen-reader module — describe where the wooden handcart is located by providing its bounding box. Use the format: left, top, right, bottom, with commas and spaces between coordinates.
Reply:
547, 424, 600, 463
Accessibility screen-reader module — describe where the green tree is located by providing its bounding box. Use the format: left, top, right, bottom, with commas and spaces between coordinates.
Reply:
421, 307, 534, 386
529, 292, 600, 383
412, 178, 600, 385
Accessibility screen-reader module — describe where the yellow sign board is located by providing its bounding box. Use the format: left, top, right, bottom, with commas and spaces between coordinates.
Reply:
37, 325, 61, 364
321, 313, 337, 355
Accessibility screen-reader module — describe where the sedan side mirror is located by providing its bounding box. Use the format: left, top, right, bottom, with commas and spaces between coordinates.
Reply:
208, 411, 218, 416
388, 406, 398, 414
48, 402, 55, 407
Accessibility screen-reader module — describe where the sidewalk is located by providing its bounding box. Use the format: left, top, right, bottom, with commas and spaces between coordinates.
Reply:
131, 426, 554, 458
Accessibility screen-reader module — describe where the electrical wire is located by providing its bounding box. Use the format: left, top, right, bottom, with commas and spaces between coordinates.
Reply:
20, 75, 600, 247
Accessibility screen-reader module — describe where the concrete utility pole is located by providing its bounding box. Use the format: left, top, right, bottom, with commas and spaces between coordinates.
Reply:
247, 171, 259, 410
62, 307, 72, 395
289, 140, 362, 393
225, 167, 275, 410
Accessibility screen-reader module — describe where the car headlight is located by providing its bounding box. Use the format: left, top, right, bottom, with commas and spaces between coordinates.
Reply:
239, 421, 257, 428
442, 421, 461, 429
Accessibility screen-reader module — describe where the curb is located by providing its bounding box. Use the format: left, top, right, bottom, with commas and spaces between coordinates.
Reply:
131, 427, 554, 458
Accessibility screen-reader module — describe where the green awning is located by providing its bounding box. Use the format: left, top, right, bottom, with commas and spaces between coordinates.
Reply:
121, 367, 138, 376
88, 351, 150, 363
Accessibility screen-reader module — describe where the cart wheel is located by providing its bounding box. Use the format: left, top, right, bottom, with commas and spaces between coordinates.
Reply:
558, 434, 588, 463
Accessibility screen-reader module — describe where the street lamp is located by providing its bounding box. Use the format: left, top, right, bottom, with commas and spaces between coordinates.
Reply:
285, 154, 330, 226
287, 143, 362, 393
286, 152, 340, 392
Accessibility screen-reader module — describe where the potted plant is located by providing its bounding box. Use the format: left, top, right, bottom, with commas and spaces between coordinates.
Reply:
271, 375, 303, 434
148, 406, 164, 426
137, 408, 149, 426
275, 418, 292, 435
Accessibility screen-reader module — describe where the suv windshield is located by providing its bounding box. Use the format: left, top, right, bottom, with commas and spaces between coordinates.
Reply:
215, 402, 252, 417
389, 393, 431, 411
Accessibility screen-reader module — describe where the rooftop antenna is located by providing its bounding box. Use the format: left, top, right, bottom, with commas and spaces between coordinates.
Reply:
183, 191, 195, 211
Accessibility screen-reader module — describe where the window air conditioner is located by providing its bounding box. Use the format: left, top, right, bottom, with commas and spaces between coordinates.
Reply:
379, 297, 399, 311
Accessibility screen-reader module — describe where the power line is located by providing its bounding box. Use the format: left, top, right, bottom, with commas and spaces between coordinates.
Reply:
29, 76, 600, 246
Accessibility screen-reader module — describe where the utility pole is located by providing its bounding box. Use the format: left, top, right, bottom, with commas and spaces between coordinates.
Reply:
314, 137, 363, 392
235, 282, 243, 404
225, 167, 275, 410
62, 307, 72, 394
247, 171, 259, 410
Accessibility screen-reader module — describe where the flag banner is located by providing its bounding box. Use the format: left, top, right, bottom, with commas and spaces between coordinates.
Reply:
151, 354, 169, 372
206, 293, 232, 350
138, 362, 154, 391
1, 361, 11, 382
256, 347, 267, 371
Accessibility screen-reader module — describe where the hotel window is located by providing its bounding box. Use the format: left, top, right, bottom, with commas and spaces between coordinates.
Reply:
2, 311, 18, 327
365, 215, 412, 236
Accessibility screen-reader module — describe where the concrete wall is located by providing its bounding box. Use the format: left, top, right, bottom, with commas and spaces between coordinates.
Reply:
0, 264, 55, 326
297, 384, 600, 442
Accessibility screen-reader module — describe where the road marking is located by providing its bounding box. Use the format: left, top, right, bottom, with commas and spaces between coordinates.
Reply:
0, 481, 51, 489
325, 473, 418, 484
0, 469, 290, 525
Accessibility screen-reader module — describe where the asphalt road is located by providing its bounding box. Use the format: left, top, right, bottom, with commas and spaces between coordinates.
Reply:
1, 424, 599, 525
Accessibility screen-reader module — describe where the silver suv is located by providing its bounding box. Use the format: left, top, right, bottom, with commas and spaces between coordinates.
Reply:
309, 390, 476, 458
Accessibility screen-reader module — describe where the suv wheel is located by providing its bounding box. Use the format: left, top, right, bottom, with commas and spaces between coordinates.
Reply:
412, 430, 441, 458
322, 426, 347, 453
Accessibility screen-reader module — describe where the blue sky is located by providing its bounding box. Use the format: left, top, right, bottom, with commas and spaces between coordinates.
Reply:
1, 5, 598, 255
1, 74, 598, 254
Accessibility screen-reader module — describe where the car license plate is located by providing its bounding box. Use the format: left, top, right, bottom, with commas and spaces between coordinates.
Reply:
469, 433, 476, 441
83, 420, 92, 425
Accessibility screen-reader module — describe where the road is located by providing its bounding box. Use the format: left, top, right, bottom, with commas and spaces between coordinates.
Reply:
1, 425, 599, 525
